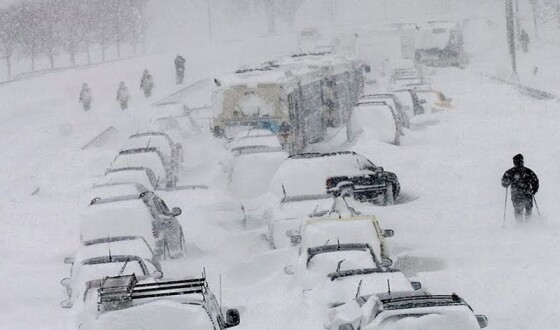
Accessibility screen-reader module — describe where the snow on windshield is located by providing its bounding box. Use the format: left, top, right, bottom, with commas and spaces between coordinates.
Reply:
377, 306, 480, 330
77, 261, 144, 283
90, 301, 214, 330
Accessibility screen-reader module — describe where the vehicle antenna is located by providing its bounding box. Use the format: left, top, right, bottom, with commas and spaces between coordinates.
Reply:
146, 137, 152, 149
387, 279, 391, 295
107, 236, 112, 262
337, 238, 341, 250
323, 239, 330, 246
282, 184, 287, 199
336, 259, 345, 272
355, 279, 363, 298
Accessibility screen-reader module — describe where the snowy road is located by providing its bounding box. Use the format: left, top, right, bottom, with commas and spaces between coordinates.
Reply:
1, 59, 560, 329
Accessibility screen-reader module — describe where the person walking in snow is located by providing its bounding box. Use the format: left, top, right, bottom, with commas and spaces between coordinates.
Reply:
116, 81, 130, 110
519, 30, 530, 54
140, 69, 154, 98
79, 83, 93, 111
501, 154, 539, 223
279, 121, 291, 149
175, 55, 186, 84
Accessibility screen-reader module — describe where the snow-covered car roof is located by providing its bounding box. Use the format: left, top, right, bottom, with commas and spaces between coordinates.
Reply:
270, 152, 372, 197
229, 135, 282, 151
101, 167, 158, 190
88, 300, 214, 330
86, 183, 149, 205
349, 102, 398, 144
80, 198, 156, 247
76, 237, 154, 264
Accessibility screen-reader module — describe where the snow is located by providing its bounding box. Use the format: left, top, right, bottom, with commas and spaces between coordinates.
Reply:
348, 103, 398, 144
80, 200, 156, 248
111, 152, 167, 187
75, 238, 154, 264
4, 3, 560, 329
88, 300, 214, 330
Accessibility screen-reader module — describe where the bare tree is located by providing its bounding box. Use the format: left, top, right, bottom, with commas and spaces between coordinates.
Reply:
0, 6, 20, 79
19, 1, 42, 71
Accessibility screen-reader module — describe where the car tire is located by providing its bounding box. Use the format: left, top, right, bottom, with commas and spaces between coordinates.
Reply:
383, 184, 395, 206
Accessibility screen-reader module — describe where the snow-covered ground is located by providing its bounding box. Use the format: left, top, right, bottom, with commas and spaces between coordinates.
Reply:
2, 32, 560, 330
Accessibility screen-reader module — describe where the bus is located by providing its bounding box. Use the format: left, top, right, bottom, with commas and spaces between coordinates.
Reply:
212, 52, 364, 153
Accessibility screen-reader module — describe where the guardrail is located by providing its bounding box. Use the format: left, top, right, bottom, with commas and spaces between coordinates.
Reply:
481, 73, 558, 100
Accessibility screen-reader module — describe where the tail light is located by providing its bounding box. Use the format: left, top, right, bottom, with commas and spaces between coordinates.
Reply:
326, 178, 335, 189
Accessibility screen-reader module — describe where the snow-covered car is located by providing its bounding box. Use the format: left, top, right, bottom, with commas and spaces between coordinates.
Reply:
390, 89, 427, 117
266, 194, 334, 249
157, 185, 246, 229
59, 255, 163, 309
290, 215, 394, 263
124, 132, 183, 174
326, 291, 488, 330
111, 148, 175, 188
224, 133, 288, 200
101, 167, 159, 190
271, 152, 400, 205
360, 93, 410, 129
315, 268, 422, 308
86, 274, 241, 330
80, 192, 186, 260
284, 243, 393, 291
347, 101, 401, 145
414, 89, 453, 113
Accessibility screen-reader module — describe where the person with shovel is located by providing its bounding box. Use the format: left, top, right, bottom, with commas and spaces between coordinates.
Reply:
501, 154, 539, 224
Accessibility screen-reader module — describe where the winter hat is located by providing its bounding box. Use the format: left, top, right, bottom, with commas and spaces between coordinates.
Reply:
513, 154, 524, 166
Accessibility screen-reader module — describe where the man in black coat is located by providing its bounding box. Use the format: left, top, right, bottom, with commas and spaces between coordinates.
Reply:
501, 154, 539, 223
175, 55, 186, 84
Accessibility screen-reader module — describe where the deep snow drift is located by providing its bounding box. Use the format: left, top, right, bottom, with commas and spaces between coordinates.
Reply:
2, 28, 560, 330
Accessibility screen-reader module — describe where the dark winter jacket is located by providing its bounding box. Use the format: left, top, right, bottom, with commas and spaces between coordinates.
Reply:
175, 56, 186, 71
140, 74, 154, 90
501, 165, 539, 197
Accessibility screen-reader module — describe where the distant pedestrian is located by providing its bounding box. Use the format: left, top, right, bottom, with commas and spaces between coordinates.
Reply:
140, 69, 154, 98
501, 154, 539, 223
519, 30, 530, 54
79, 83, 92, 111
175, 55, 186, 84
279, 121, 291, 148
116, 81, 130, 110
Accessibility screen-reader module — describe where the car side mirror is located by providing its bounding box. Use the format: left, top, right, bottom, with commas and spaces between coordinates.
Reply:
383, 229, 394, 238
411, 281, 422, 290
60, 299, 73, 309
284, 265, 295, 275
381, 258, 393, 268
446, 97, 453, 102
225, 309, 241, 328
476, 315, 488, 328
64, 257, 74, 264
376, 167, 384, 173
60, 278, 71, 288
290, 234, 302, 245
152, 270, 163, 279
171, 207, 182, 216
338, 323, 355, 330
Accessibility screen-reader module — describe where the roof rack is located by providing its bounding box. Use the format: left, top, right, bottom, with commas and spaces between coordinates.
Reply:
98, 274, 208, 312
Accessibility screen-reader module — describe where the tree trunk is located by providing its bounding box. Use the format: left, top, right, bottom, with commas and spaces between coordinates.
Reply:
6, 55, 11, 79
49, 49, 55, 69
86, 41, 91, 64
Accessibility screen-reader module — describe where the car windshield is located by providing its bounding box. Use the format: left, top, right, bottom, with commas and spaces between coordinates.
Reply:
308, 250, 376, 273
93, 301, 215, 330
78, 260, 146, 282
377, 306, 480, 330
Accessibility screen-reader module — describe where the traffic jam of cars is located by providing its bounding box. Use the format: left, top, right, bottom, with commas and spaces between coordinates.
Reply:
59, 42, 487, 329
